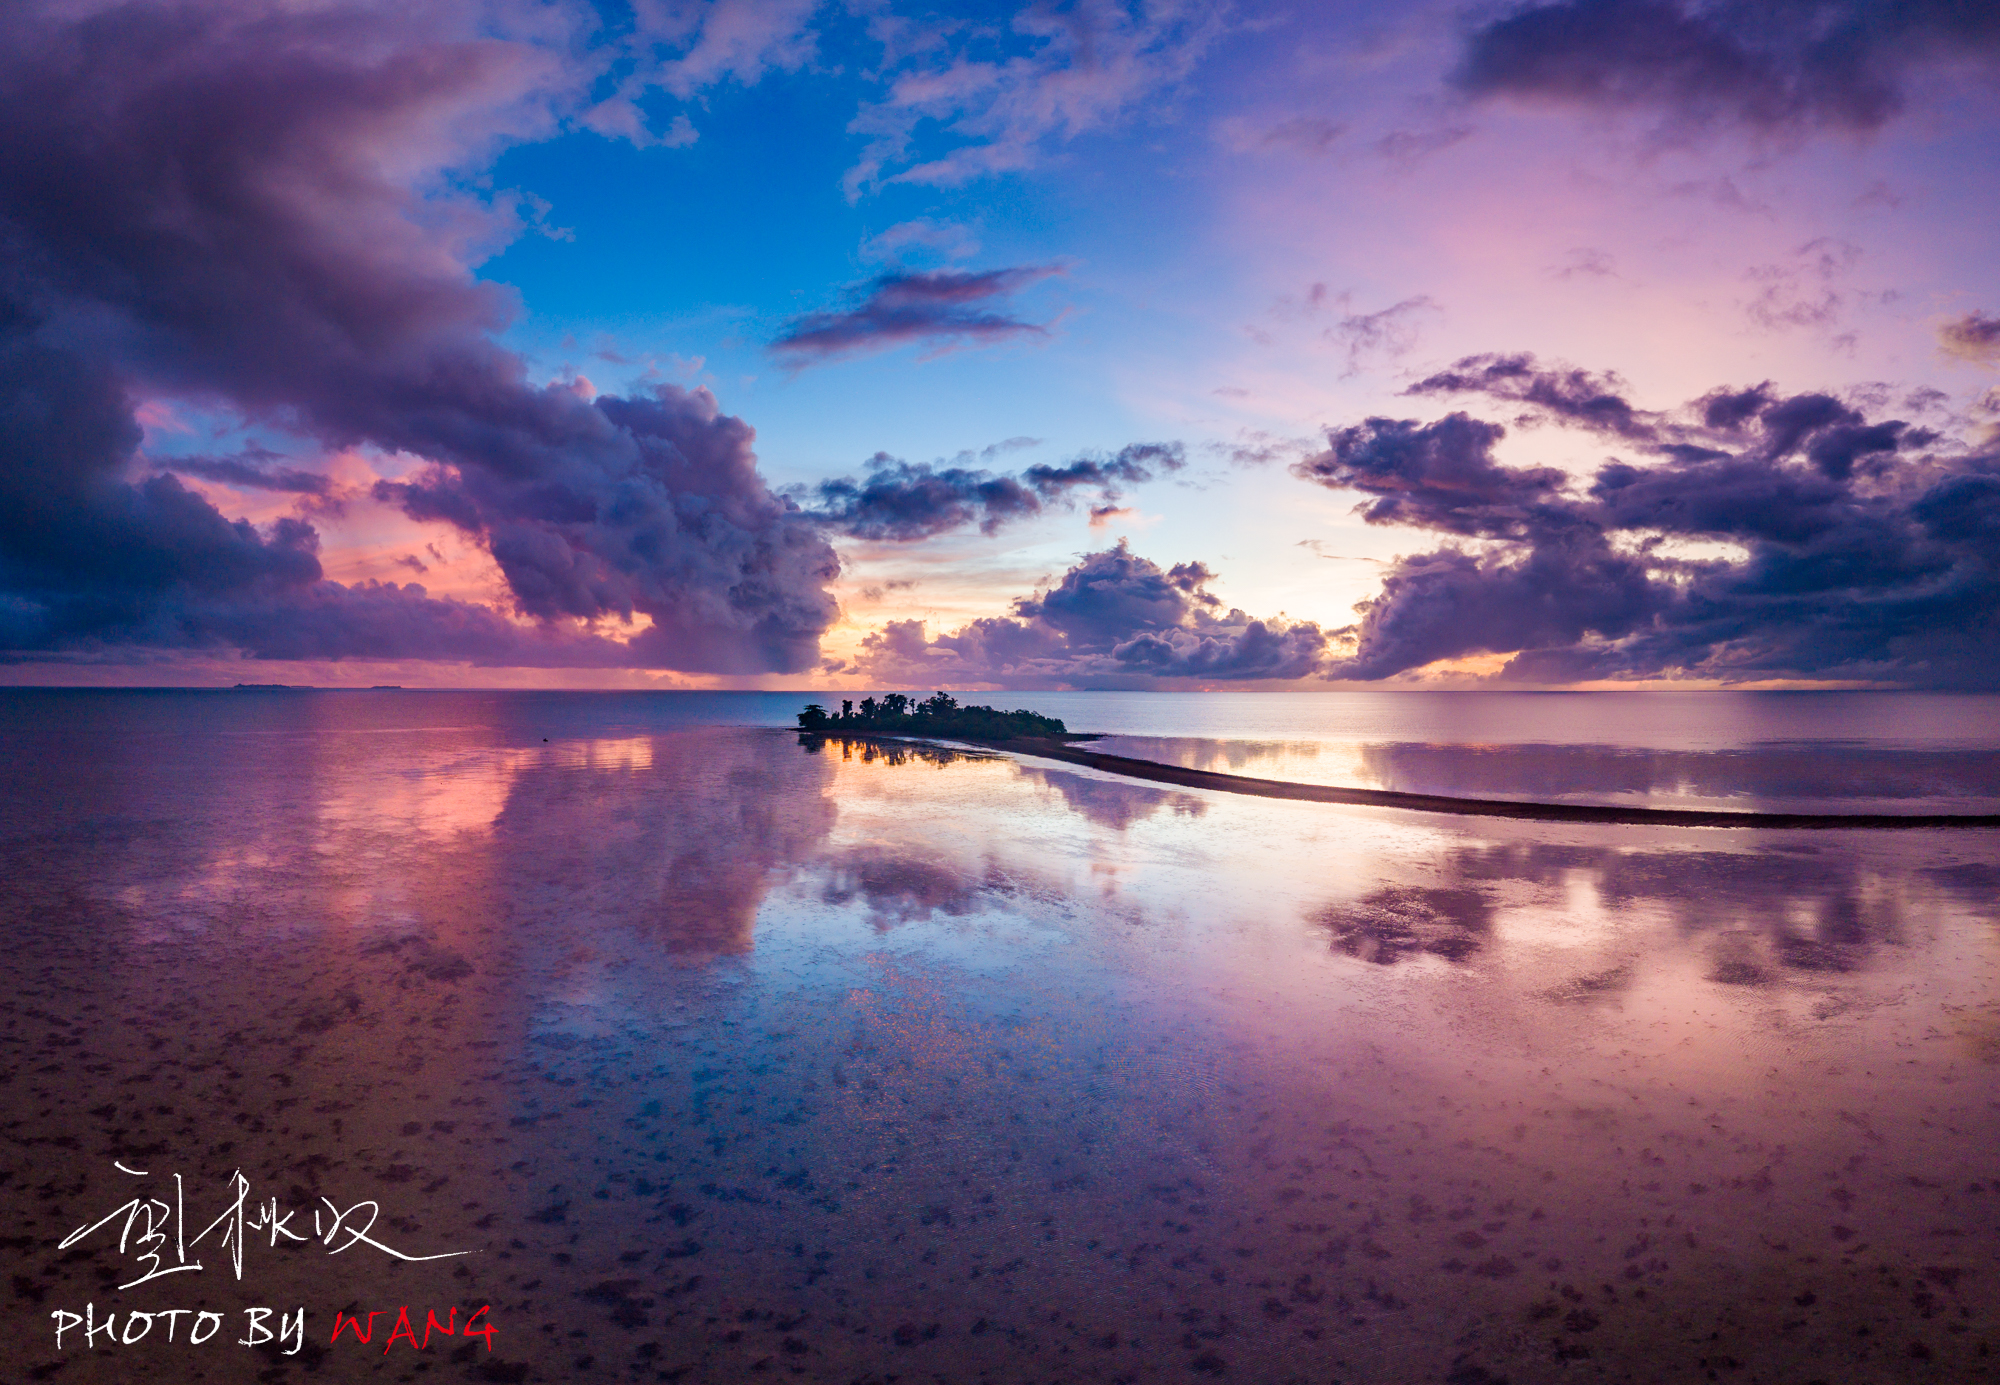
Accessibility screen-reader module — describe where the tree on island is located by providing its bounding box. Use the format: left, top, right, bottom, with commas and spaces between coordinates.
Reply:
796, 691, 1068, 740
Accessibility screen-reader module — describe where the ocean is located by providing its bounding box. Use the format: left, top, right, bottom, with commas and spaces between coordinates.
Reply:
1, 687, 1995, 1382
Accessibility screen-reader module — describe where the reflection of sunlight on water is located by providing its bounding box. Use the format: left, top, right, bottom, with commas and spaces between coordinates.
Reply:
104, 736, 666, 944
318, 750, 527, 838
553, 735, 654, 773
1492, 867, 1617, 951
319, 738, 652, 844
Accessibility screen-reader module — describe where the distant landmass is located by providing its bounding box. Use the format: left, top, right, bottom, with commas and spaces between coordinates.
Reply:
797, 692, 1077, 742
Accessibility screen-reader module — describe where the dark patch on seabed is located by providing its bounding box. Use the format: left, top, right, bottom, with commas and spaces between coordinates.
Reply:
0, 704, 1995, 1382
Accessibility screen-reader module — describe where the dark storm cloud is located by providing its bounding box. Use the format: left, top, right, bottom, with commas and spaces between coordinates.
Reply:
0, 329, 572, 664
770, 266, 1060, 366
1696, 382, 1775, 432
1299, 363, 2000, 686
856, 542, 1327, 687
801, 442, 1184, 541
1452, 0, 2000, 134
167, 577, 639, 666
0, 1, 837, 672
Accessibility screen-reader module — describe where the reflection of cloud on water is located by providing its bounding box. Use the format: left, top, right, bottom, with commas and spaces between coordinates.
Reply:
1926, 861, 2000, 903
1307, 840, 1998, 989
495, 728, 836, 958
1312, 885, 1492, 965
819, 849, 983, 928
1017, 766, 1207, 831
319, 747, 536, 839
1706, 932, 1775, 986
654, 853, 773, 955
1540, 963, 1633, 1002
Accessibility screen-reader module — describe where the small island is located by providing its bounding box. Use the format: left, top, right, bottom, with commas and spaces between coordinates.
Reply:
796, 692, 1078, 742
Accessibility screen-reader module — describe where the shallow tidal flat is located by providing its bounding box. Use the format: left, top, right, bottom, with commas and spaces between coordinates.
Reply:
1, 702, 1996, 1382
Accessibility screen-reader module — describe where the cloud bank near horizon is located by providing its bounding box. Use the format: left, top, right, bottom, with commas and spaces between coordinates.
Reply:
853, 542, 1328, 688
1297, 355, 2000, 688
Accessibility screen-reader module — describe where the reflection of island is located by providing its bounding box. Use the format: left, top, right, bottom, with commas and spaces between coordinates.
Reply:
800, 734, 1207, 832
800, 734, 994, 769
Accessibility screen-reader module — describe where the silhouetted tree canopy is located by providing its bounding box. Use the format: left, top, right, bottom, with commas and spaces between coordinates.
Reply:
797, 692, 1068, 739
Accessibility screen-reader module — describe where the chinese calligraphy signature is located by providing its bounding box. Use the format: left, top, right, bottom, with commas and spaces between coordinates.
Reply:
59, 1161, 473, 1290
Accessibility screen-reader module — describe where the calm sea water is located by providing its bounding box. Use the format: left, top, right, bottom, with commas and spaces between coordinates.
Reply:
1, 688, 1995, 1383
8, 685, 1994, 812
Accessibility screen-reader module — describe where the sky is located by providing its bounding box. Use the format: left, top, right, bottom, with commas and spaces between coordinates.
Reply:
3, 0, 1998, 690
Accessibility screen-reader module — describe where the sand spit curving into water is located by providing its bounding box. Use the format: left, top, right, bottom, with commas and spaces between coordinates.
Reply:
812, 733, 2000, 828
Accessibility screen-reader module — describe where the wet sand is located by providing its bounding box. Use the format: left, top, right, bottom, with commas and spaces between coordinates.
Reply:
0, 703, 1995, 1383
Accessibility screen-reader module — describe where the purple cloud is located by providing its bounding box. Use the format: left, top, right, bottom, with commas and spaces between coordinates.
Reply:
1405, 354, 1659, 439
1941, 311, 2000, 364
0, 1, 837, 672
801, 442, 1183, 540
1293, 414, 1570, 538
1328, 295, 1440, 377
157, 449, 333, 496
1453, 0, 2000, 135
1409, 353, 1923, 478
1297, 366, 2000, 687
798, 455, 1041, 542
856, 542, 1328, 688
771, 267, 1059, 366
